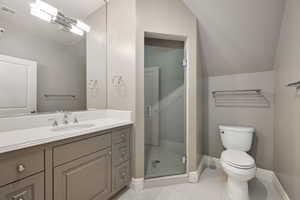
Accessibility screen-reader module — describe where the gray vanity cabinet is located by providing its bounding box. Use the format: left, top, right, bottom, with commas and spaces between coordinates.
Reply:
54, 149, 112, 200
0, 126, 131, 200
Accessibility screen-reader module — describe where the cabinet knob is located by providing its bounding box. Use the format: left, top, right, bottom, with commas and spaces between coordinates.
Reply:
17, 164, 25, 173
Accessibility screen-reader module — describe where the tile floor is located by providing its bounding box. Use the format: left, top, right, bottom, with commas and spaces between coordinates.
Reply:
117, 168, 282, 200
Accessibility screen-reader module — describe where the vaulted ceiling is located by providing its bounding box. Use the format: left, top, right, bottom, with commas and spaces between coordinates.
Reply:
183, 0, 286, 76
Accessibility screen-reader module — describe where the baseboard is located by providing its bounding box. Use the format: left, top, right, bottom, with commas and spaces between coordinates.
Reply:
272, 173, 290, 200
256, 168, 274, 182
130, 178, 144, 192
188, 155, 207, 183
203, 155, 290, 200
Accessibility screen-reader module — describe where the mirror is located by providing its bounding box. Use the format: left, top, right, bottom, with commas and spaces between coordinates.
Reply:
0, 0, 107, 116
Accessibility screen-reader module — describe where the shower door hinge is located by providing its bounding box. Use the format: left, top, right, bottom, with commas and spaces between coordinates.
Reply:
182, 59, 187, 69
182, 156, 187, 164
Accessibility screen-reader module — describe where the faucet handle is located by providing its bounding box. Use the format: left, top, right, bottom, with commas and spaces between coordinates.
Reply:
64, 112, 72, 118
48, 118, 58, 127
74, 117, 79, 124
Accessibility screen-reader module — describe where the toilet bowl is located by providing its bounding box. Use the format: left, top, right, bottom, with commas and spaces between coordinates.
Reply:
221, 150, 256, 200
219, 126, 256, 200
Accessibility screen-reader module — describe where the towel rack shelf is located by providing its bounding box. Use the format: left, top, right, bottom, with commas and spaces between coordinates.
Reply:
212, 89, 269, 108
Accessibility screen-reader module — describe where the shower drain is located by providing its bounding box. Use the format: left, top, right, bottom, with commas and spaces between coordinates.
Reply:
151, 160, 161, 168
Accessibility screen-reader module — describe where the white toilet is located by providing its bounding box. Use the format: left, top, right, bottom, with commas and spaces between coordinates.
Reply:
219, 125, 256, 200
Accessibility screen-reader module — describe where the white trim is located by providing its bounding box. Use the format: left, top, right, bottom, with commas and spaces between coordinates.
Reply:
272, 173, 290, 200
256, 168, 274, 182
256, 168, 290, 200
201, 156, 290, 200
188, 155, 207, 183
188, 171, 199, 183
130, 178, 144, 192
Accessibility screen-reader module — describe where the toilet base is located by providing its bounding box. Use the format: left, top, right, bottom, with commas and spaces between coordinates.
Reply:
226, 176, 249, 200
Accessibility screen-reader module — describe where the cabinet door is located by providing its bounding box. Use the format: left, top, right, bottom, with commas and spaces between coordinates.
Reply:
54, 149, 111, 200
0, 173, 44, 200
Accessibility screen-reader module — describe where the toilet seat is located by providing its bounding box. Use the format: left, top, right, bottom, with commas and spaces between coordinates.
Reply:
221, 150, 255, 169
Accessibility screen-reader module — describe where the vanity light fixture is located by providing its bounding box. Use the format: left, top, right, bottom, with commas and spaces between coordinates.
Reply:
30, 0, 57, 22
29, 0, 91, 36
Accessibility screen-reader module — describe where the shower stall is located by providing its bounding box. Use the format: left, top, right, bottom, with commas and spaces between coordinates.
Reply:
144, 38, 186, 179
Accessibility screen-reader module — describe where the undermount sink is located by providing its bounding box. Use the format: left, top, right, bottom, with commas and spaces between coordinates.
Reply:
51, 124, 95, 132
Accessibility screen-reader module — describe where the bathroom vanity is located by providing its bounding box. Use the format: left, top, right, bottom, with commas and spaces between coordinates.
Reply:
0, 110, 133, 200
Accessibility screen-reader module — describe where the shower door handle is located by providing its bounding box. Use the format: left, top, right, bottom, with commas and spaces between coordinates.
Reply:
147, 105, 152, 118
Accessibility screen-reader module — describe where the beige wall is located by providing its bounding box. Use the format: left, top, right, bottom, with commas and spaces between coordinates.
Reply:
106, 0, 137, 177
274, 0, 300, 199
183, 0, 285, 76
206, 71, 275, 170
136, 0, 202, 178
107, 0, 136, 111
86, 5, 107, 109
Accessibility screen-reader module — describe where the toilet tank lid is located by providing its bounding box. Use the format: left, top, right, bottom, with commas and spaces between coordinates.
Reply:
219, 125, 255, 133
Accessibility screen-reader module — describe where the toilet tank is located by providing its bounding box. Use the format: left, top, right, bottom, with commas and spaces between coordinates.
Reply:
219, 125, 254, 152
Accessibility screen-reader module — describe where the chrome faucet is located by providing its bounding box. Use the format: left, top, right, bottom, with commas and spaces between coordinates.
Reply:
63, 112, 72, 125
48, 118, 58, 127
74, 116, 79, 124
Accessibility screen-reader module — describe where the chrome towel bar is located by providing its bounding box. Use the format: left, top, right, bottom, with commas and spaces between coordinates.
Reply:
212, 89, 261, 97
286, 81, 300, 89
44, 94, 76, 100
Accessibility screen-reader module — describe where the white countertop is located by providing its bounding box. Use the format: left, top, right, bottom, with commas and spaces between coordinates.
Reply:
0, 117, 133, 154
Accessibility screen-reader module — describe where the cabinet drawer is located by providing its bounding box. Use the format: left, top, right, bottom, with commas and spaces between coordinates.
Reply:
112, 128, 130, 145
0, 150, 44, 187
0, 172, 44, 200
112, 161, 131, 192
112, 142, 130, 166
53, 133, 111, 167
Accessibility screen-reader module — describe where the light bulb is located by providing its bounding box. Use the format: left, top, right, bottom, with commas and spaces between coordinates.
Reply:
35, 0, 58, 16
70, 25, 84, 36
30, 8, 52, 22
76, 20, 91, 32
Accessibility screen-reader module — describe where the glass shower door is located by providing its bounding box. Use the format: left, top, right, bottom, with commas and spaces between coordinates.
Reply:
144, 38, 186, 179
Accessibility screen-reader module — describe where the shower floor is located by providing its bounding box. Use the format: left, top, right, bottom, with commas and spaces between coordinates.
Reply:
145, 140, 186, 179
